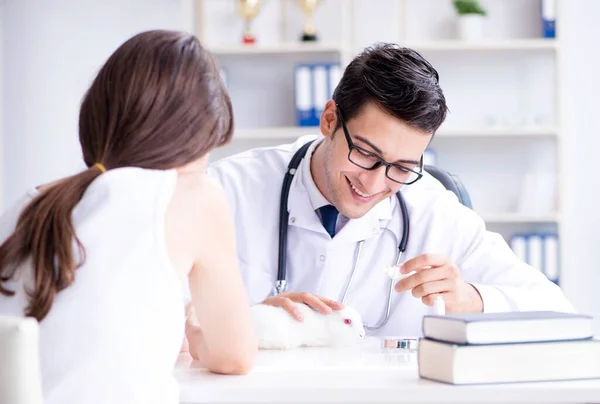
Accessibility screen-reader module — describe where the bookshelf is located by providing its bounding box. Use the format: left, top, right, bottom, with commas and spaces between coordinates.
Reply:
190, 0, 564, 283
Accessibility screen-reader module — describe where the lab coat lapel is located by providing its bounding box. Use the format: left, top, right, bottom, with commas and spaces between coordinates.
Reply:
331, 213, 377, 246
375, 192, 405, 252
333, 197, 395, 246
383, 190, 407, 252
286, 163, 329, 235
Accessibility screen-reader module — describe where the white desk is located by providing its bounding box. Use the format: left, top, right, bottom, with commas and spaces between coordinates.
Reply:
174, 338, 600, 404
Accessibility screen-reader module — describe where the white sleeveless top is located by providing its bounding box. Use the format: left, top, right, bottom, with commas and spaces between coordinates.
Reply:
0, 167, 185, 404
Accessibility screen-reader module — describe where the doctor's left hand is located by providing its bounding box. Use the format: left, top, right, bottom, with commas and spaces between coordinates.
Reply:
394, 254, 483, 313
263, 292, 344, 321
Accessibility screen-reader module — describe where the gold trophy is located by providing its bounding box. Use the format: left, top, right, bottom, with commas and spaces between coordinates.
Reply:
237, 0, 263, 44
297, 0, 321, 42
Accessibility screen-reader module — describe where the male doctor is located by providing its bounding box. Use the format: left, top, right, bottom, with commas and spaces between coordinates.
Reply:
208, 43, 574, 337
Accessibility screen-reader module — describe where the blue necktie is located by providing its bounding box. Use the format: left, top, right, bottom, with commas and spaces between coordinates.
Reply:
318, 205, 339, 238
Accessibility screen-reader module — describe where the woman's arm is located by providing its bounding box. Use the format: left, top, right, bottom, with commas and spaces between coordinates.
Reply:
177, 175, 257, 374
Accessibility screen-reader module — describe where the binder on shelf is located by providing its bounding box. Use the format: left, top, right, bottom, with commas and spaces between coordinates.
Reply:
510, 234, 528, 263
541, 0, 556, 38
313, 64, 328, 125
294, 64, 315, 127
528, 234, 544, 274
328, 63, 342, 98
295, 63, 343, 127
509, 232, 560, 284
543, 233, 559, 283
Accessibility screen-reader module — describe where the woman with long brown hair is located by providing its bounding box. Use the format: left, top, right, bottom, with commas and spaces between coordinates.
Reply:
0, 30, 256, 403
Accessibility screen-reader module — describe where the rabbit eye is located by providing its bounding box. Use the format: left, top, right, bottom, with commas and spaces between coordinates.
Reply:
344, 318, 352, 325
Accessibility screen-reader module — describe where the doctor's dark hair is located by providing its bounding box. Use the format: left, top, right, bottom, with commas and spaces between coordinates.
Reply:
332, 43, 448, 134
0, 30, 233, 322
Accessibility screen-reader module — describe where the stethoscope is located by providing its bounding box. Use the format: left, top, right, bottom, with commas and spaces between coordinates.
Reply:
276, 140, 409, 330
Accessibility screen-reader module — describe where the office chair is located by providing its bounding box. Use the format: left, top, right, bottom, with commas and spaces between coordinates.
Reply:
0, 316, 43, 404
424, 165, 473, 210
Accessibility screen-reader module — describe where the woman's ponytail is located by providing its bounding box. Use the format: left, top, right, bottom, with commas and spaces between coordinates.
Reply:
0, 166, 104, 321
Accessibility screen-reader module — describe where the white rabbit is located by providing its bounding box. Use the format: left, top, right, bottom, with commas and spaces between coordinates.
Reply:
250, 302, 366, 350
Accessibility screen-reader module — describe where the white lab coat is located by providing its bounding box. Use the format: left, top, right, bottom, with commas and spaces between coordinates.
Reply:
208, 135, 575, 337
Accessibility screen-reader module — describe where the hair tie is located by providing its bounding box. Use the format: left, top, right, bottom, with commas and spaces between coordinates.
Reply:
94, 163, 106, 173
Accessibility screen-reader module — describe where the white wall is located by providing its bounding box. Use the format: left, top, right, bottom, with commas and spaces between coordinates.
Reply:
2, 0, 189, 208
559, 0, 600, 333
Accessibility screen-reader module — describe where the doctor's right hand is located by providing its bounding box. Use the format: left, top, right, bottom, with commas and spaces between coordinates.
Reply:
262, 292, 344, 321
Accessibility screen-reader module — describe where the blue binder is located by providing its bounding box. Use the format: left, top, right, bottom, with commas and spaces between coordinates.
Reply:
541, 0, 556, 38
510, 232, 560, 285
294, 64, 314, 127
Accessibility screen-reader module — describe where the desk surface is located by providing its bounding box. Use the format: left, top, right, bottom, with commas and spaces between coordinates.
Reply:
174, 338, 600, 404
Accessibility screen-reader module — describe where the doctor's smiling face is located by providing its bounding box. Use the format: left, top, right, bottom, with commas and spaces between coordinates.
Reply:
311, 44, 448, 219
316, 101, 432, 218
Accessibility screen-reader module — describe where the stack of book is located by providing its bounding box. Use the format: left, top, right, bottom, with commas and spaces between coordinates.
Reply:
418, 311, 600, 385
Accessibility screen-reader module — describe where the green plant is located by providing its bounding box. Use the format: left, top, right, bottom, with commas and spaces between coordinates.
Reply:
453, 0, 487, 16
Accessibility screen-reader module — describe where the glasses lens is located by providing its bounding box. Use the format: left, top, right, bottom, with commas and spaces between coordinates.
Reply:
388, 165, 420, 184
349, 147, 422, 184
349, 148, 380, 169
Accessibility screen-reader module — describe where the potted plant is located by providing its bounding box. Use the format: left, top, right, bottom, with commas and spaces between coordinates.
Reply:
453, 0, 487, 41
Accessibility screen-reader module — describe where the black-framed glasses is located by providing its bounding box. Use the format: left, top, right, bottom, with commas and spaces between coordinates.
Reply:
336, 104, 423, 185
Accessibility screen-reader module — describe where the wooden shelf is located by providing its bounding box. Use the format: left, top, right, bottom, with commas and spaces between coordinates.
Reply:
232, 126, 558, 140
210, 43, 344, 56
403, 39, 558, 52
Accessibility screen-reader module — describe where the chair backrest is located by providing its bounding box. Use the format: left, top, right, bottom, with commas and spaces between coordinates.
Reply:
0, 316, 43, 404
424, 165, 473, 209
